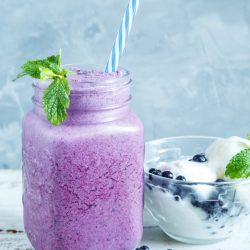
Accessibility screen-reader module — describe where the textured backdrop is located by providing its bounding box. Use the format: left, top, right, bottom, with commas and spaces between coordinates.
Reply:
1, 0, 250, 168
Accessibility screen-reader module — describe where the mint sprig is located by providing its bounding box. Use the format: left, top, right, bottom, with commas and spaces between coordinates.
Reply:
43, 78, 70, 126
13, 49, 70, 126
225, 149, 250, 179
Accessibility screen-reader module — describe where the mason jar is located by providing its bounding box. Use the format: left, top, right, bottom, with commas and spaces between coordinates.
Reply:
22, 65, 144, 250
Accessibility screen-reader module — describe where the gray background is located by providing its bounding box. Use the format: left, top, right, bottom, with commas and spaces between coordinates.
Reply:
1, 0, 250, 168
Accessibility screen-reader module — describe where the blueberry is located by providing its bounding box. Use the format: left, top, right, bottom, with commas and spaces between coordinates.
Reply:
191, 153, 207, 163
152, 169, 162, 176
200, 199, 229, 218
174, 195, 180, 201
148, 168, 160, 180
176, 175, 186, 181
190, 196, 202, 208
149, 168, 156, 173
201, 201, 214, 215
216, 179, 225, 182
162, 171, 174, 179
221, 208, 229, 213
140, 246, 150, 250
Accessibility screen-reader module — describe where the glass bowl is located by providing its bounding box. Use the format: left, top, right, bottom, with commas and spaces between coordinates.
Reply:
144, 136, 250, 244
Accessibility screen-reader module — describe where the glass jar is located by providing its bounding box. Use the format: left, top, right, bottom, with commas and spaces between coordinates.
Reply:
22, 66, 144, 250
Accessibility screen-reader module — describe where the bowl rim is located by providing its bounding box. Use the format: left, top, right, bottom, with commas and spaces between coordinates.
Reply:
145, 135, 221, 146
144, 135, 250, 186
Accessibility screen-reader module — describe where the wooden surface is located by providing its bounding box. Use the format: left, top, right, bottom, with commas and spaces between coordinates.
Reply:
1, 170, 250, 250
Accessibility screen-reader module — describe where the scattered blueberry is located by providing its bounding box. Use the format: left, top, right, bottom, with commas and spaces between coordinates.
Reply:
162, 171, 174, 179
176, 175, 186, 181
191, 153, 207, 163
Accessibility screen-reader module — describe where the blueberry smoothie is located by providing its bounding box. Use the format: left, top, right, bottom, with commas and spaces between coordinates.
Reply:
22, 66, 144, 250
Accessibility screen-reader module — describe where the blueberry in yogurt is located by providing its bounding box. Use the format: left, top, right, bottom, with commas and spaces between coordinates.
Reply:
176, 175, 186, 181
191, 153, 207, 163
216, 179, 225, 183
162, 171, 174, 179
148, 168, 162, 181
148, 168, 156, 173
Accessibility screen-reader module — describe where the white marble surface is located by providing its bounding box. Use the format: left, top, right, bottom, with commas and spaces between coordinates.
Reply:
1, 170, 250, 250
1, 226, 250, 250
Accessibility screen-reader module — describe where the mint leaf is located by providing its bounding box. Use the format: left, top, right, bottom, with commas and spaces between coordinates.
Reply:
47, 48, 61, 65
20, 60, 45, 79
38, 66, 59, 81
225, 149, 250, 179
12, 72, 27, 81
248, 134, 250, 140
42, 78, 70, 126
13, 49, 71, 126
22, 59, 62, 78
13, 50, 64, 81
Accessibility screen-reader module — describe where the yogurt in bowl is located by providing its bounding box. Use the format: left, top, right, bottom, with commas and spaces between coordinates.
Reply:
144, 136, 250, 244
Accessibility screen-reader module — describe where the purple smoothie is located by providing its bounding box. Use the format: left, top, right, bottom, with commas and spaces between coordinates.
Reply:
22, 66, 144, 250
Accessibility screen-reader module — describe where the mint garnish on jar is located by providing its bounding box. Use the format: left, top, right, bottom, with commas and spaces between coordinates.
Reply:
13, 49, 71, 126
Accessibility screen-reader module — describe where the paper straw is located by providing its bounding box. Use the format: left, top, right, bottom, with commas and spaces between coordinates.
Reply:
105, 0, 140, 72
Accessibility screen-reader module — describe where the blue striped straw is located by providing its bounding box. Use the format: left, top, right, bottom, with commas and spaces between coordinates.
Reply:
105, 0, 140, 72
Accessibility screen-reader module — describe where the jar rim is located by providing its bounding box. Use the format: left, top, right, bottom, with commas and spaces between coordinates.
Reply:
33, 64, 131, 93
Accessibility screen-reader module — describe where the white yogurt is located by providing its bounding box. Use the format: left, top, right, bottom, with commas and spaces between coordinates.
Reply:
206, 136, 250, 179
158, 160, 216, 182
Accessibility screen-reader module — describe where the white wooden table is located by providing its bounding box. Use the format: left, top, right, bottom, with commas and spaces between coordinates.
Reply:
1, 170, 250, 250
